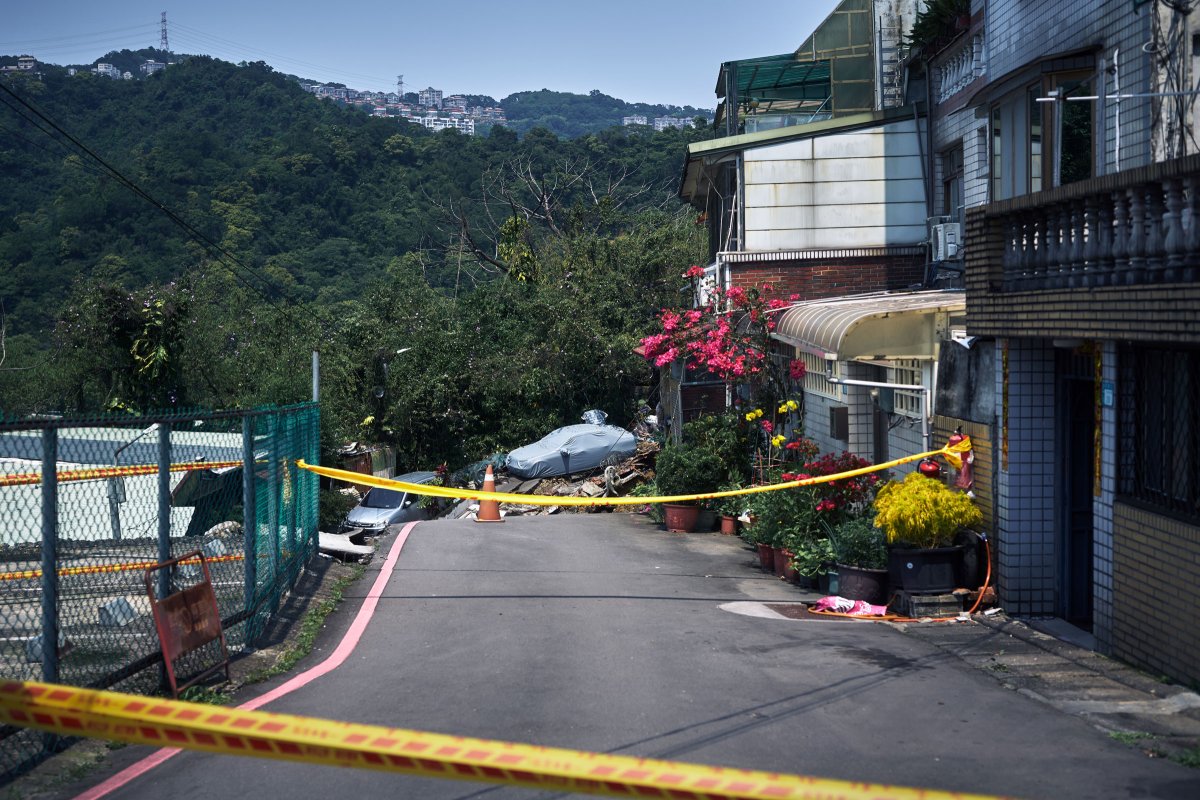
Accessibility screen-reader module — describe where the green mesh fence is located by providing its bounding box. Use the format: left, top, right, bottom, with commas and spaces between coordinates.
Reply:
0, 403, 319, 779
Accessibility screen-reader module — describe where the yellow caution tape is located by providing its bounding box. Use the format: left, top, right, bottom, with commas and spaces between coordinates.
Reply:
0, 460, 245, 487
942, 434, 973, 470
0, 554, 245, 583
297, 445, 956, 507
0, 680, 1010, 800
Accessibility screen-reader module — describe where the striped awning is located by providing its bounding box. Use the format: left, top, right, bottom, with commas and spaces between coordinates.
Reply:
771, 291, 966, 361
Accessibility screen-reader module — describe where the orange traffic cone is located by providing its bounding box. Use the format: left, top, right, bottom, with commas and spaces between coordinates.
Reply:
475, 464, 503, 523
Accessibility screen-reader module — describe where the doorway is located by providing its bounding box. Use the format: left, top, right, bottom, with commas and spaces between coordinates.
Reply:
1058, 351, 1095, 630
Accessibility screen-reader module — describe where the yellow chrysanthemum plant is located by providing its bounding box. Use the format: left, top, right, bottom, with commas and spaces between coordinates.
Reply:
872, 472, 982, 550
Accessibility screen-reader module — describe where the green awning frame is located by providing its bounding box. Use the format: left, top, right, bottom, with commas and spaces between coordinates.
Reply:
717, 54, 832, 104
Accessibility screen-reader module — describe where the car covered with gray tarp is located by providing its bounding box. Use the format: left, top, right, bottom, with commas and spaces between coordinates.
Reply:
505, 424, 636, 479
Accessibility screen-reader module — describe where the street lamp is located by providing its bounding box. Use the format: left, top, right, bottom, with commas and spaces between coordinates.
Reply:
108, 423, 158, 541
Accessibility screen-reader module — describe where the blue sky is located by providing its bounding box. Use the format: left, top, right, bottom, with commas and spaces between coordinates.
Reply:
3, 1, 843, 109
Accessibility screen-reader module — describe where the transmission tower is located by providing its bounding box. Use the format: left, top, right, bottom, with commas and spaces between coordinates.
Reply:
160, 12, 169, 53
397, 74, 404, 98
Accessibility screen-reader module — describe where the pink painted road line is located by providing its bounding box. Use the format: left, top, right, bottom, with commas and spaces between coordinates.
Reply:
74, 520, 420, 800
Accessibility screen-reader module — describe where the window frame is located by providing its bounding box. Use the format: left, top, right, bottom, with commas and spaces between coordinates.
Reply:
1118, 345, 1200, 524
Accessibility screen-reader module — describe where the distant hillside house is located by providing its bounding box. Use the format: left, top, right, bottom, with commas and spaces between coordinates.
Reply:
94, 63, 121, 79
418, 87, 443, 109
654, 116, 690, 131
414, 114, 474, 135
139, 60, 166, 76
1, 55, 37, 73
622, 115, 648, 126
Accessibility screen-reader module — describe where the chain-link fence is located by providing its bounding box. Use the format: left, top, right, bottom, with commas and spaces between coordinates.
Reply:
0, 403, 319, 778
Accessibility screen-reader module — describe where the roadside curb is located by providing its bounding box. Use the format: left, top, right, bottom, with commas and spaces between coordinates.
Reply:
895, 611, 1200, 765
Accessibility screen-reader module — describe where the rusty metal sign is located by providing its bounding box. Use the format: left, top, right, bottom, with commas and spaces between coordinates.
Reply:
144, 550, 230, 698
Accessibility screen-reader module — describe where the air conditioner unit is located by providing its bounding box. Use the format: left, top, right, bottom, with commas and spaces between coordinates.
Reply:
932, 222, 962, 261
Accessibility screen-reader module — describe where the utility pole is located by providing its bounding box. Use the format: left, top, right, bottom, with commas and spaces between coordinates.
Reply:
160, 11, 169, 53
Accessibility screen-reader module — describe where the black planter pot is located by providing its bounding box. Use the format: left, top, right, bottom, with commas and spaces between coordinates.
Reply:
836, 564, 889, 605
888, 545, 965, 595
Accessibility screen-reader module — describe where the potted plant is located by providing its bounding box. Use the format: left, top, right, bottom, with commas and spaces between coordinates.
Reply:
739, 491, 777, 573
653, 442, 724, 532
828, 515, 889, 604
790, 534, 834, 591
715, 480, 747, 535
873, 472, 983, 594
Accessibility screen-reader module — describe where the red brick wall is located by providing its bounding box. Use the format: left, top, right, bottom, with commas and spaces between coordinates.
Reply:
730, 254, 926, 300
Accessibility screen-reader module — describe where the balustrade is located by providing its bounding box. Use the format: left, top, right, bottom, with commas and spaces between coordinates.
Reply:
995, 162, 1200, 291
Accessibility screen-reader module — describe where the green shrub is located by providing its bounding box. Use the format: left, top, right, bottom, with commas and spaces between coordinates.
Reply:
873, 472, 982, 549
681, 413, 752, 484
791, 535, 834, 577
714, 479, 750, 517
319, 487, 360, 532
828, 515, 887, 570
654, 443, 725, 500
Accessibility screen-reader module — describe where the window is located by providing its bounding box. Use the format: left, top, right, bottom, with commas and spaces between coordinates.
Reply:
991, 107, 1003, 201
1119, 346, 1200, 523
887, 359, 925, 418
798, 351, 840, 399
941, 146, 963, 220
1028, 86, 1042, 192
1054, 74, 1094, 186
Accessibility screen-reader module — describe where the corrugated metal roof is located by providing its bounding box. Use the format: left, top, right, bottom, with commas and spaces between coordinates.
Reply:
716, 54, 832, 101
772, 291, 966, 360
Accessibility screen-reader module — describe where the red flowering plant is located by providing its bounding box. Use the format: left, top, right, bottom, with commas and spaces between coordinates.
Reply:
748, 443, 880, 552
640, 270, 809, 471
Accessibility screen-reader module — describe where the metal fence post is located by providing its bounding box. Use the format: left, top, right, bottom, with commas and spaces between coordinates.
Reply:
285, 415, 297, 575
40, 427, 59, 685
267, 414, 280, 588
242, 415, 257, 613
157, 423, 172, 603
40, 426, 59, 754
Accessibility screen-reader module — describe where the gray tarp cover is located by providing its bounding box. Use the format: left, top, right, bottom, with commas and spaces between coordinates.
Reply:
505, 424, 636, 479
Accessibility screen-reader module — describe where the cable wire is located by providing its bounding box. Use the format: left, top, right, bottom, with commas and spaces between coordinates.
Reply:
0, 78, 305, 329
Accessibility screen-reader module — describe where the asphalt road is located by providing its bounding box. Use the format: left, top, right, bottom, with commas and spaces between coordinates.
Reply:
71, 513, 1199, 799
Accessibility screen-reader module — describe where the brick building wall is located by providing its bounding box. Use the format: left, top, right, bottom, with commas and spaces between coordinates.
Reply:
728, 251, 926, 301
1112, 503, 1200, 686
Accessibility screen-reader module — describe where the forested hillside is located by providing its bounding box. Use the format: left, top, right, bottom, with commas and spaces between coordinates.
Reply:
0, 57, 710, 469
501, 89, 707, 137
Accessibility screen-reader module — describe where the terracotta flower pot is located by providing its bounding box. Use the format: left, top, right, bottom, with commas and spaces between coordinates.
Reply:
782, 550, 797, 583
772, 546, 789, 578
756, 542, 774, 571
663, 503, 700, 533
719, 514, 738, 535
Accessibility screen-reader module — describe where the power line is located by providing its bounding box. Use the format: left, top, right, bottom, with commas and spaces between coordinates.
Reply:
166, 23, 396, 87
0, 78, 305, 329
0, 24, 157, 50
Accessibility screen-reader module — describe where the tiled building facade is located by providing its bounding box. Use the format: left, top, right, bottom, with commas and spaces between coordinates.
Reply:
955, 0, 1200, 686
